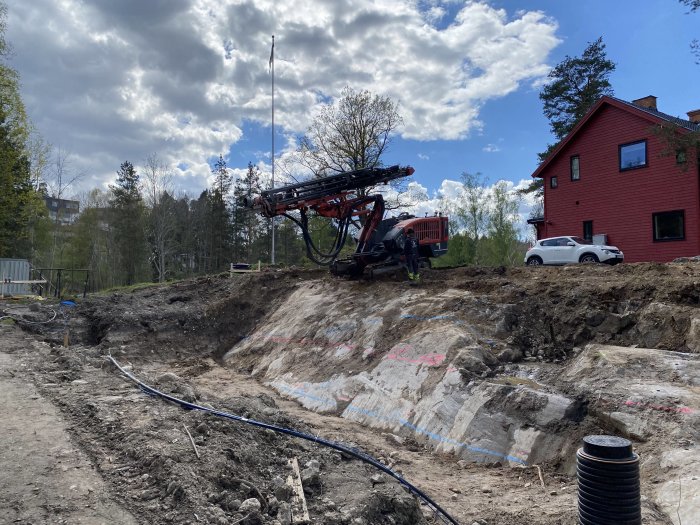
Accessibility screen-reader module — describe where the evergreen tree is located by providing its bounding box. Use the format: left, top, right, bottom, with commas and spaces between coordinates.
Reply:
231, 162, 262, 262
522, 37, 615, 198
540, 37, 616, 148
0, 110, 42, 258
209, 155, 232, 270
109, 161, 146, 285
190, 190, 213, 272
275, 218, 305, 266
0, 2, 47, 259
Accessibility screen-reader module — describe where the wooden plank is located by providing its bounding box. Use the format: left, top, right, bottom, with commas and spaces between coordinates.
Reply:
286, 457, 310, 524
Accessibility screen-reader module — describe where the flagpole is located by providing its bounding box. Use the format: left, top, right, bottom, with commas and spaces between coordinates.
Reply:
270, 34, 276, 265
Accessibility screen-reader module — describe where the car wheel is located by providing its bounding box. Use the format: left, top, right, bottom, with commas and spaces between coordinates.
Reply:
579, 253, 599, 264
526, 256, 543, 266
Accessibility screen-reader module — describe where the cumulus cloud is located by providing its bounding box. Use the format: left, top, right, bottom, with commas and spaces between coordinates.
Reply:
375, 177, 539, 239
482, 143, 501, 153
7, 0, 558, 195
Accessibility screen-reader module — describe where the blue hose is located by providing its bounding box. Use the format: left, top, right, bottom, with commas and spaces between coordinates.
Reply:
108, 356, 460, 525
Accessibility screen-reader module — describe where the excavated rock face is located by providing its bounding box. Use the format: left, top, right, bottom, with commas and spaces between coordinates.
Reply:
220, 264, 699, 474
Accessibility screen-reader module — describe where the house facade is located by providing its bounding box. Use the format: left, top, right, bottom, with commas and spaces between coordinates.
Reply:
531, 95, 700, 263
44, 196, 80, 225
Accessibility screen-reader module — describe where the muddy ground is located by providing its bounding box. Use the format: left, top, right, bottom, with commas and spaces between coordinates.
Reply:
1, 263, 699, 525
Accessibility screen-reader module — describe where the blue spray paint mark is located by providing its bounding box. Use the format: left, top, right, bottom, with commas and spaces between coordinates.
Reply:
276, 383, 527, 465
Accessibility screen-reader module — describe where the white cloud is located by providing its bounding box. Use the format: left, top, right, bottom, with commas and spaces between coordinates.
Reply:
417, 153, 430, 160
7, 0, 559, 195
482, 143, 501, 153
376, 177, 539, 239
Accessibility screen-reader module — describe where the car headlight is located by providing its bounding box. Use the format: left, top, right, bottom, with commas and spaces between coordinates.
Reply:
603, 250, 611, 254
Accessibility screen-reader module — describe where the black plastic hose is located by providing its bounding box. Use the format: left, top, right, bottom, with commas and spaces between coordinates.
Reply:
108, 356, 460, 525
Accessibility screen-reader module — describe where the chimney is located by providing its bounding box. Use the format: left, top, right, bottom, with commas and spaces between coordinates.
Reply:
632, 95, 657, 110
687, 109, 700, 123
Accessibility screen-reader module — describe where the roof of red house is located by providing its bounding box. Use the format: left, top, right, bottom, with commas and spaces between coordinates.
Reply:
531, 96, 700, 179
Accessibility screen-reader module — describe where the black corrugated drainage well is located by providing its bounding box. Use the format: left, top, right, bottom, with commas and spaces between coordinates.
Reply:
577, 435, 641, 525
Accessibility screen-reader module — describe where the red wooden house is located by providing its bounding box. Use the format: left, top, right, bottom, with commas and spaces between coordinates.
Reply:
530, 95, 700, 262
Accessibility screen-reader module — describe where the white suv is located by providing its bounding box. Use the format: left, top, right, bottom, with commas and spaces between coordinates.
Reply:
525, 236, 624, 266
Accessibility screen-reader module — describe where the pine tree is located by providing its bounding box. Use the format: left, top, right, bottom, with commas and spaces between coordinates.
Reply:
0, 109, 44, 258
209, 155, 232, 270
231, 162, 262, 262
540, 37, 616, 149
109, 161, 146, 285
522, 37, 615, 198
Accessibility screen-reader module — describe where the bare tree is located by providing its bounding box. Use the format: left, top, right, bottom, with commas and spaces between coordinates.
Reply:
47, 146, 84, 199
142, 153, 175, 282
299, 87, 403, 176
296, 86, 412, 211
46, 147, 85, 267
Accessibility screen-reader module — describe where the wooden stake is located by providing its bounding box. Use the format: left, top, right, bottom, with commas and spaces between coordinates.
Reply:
183, 424, 200, 459
287, 457, 310, 524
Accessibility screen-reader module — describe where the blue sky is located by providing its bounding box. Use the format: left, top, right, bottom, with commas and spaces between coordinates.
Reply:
227, 0, 700, 197
7, 0, 700, 206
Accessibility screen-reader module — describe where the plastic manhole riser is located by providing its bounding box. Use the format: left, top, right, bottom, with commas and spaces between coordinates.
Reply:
577, 435, 641, 525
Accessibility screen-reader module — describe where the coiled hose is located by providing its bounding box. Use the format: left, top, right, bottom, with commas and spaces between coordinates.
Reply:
109, 356, 460, 525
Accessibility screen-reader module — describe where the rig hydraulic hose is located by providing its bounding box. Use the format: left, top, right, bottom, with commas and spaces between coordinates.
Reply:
109, 356, 460, 525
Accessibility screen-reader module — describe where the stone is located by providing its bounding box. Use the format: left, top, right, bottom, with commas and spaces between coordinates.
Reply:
239, 498, 261, 514
175, 384, 196, 402
156, 372, 180, 383
273, 481, 292, 502
687, 317, 700, 353
370, 474, 385, 485
277, 502, 292, 525
609, 411, 649, 441
585, 311, 606, 327
497, 347, 522, 363
267, 496, 279, 515
302, 464, 321, 489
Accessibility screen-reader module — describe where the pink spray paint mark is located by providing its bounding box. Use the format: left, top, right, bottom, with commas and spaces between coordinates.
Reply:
624, 399, 694, 414
384, 344, 446, 367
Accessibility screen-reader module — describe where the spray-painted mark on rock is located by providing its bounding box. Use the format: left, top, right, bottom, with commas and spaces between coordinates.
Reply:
624, 400, 694, 414
384, 344, 446, 367
244, 332, 450, 369
275, 383, 528, 465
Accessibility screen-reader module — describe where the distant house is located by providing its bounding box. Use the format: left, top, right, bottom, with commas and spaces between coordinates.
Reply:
44, 196, 80, 225
530, 95, 700, 263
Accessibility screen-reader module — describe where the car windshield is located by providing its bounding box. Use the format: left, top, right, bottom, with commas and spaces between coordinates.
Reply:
570, 236, 591, 245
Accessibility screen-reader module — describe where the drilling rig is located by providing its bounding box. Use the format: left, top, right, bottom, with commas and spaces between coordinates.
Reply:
244, 165, 449, 278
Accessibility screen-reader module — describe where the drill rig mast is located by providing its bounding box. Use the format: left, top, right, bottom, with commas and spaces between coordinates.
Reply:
245, 165, 448, 277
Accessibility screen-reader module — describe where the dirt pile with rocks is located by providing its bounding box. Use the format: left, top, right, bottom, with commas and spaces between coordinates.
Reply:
1, 262, 699, 524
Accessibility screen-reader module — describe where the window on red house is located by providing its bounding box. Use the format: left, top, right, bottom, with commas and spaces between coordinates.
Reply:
550, 176, 558, 189
571, 156, 580, 181
619, 140, 647, 170
653, 210, 684, 241
583, 220, 593, 241
676, 149, 687, 164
